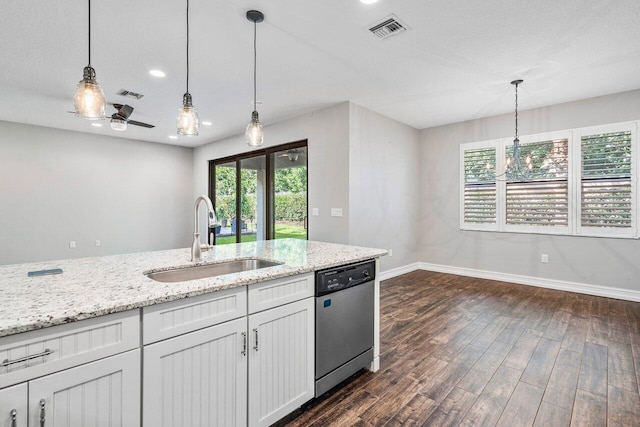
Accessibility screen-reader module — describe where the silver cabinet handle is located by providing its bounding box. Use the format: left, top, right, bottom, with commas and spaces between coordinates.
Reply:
253, 328, 259, 352
39, 399, 45, 427
2, 349, 53, 368
241, 332, 247, 356
10, 409, 16, 427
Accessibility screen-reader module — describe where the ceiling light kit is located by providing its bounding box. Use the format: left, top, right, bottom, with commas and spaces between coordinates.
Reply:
110, 104, 155, 131
245, 10, 265, 147
73, 0, 107, 120
176, 0, 200, 136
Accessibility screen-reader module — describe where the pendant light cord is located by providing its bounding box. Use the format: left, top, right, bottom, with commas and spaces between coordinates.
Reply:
514, 82, 519, 140
88, 0, 91, 66
186, 0, 190, 94
253, 20, 257, 111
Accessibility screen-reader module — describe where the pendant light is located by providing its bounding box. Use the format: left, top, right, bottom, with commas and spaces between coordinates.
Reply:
73, 0, 106, 120
505, 79, 533, 177
245, 10, 264, 146
176, 0, 199, 136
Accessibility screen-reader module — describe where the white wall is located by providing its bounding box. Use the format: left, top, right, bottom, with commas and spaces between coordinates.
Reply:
349, 103, 420, 272
193, 103, 351, 244
419, 89, 640, 292
0, 121, 194, 265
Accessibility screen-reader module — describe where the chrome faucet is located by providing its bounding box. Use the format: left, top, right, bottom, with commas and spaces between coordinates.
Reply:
191, 194, 217, 262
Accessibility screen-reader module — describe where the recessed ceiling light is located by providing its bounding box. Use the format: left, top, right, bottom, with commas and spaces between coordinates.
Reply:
168, 135, 178, 140
91, 122, 103, 127
149, 69, 166, 78
360, 0, 378, 4
202, 121, 212, 126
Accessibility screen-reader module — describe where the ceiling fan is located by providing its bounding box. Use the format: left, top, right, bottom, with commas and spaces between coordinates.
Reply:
109, 104, 155, 131
278, 149, 301, 162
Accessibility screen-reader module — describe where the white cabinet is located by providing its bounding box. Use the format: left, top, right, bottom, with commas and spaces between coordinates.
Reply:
0, 311, 140, 427
29, 349, 140, 427
248, 297, 314, 427
0, 383, 27, 427
143, 318, 247, 427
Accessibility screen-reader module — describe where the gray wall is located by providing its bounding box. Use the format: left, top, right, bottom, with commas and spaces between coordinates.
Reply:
193, 103, 351, 244
0, 121, 194, 265
418, 89, 640, 291
349, 103, 421, 271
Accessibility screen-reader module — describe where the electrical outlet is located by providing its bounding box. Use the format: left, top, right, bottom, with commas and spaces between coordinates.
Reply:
330, 208, 343, 217
69, 241, 76, 249
312, 208, 319, 216
388, 248, 393, 257
95, 240, 101, 247
541, 254, 549, 263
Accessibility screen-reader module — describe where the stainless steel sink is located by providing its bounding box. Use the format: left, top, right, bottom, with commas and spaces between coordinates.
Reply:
145, 259, 283, 283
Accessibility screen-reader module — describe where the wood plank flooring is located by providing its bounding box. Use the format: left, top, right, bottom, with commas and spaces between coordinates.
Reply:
278, 270, 640, 427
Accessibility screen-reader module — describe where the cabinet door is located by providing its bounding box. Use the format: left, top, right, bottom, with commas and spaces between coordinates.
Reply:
0, 383, 27, 427
29, 349, 140, 427
143, 317, 247, 427
248, 298, 314, 427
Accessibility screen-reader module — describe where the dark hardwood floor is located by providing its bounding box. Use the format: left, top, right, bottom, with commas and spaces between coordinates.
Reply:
279, 270, 640, 426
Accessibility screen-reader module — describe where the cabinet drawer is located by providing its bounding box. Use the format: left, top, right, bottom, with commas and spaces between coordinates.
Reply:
143, 286, 247, 344
248, 273, 313, 314
0, 310, 139, 389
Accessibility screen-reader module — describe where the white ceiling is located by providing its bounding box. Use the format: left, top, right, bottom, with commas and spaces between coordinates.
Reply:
1, 0, 639, 147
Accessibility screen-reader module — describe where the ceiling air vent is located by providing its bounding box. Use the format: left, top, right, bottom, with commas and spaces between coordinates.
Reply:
116, 89, 144, 100
367, 15, 408, 39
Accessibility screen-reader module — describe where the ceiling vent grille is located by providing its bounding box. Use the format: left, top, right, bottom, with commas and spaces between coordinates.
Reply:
116, 89, 144, 100
367, 15, 408, 39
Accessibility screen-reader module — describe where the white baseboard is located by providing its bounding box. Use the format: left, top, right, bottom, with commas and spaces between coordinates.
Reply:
418, 262, 640, 302
379, 263, 421, 281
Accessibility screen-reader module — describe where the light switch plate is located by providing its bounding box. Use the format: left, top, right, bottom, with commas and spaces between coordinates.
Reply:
312, 208, 319, 216
331, 208, 343, 217
69, 241, 76, 249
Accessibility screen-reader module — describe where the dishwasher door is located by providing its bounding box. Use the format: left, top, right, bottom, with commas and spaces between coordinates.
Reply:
315, 280, 374, 379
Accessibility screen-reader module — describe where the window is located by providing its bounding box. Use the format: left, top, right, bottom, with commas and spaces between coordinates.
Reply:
504, 136, 570, 233
578, 124, 636, 237
461, 142, 497, 230
460, 121, 638, 238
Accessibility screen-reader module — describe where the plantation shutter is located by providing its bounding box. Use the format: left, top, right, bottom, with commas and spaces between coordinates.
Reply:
580, 130, 633, 230
463, 147, 496, 226
505, 139, 569, 227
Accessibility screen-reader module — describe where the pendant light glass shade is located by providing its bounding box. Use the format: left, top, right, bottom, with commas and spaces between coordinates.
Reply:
245, 110, 263, 146
246, 10, 264, 146
74, 66, 106, 119
74, 0, 106, 120
176, 0, 199, 136
177, 93, 199, 136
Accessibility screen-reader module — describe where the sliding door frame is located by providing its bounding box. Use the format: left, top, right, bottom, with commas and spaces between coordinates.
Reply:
208, 139, 308, 244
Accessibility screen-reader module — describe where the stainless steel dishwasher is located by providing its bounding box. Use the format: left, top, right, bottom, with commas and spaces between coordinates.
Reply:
315, 259, 375, 397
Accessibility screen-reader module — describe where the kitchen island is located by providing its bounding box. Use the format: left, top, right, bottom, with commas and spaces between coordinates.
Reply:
0, 239, 386, 426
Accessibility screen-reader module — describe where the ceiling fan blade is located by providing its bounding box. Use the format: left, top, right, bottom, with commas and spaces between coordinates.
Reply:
119, 104, 134, 120
128, 120, 155, 129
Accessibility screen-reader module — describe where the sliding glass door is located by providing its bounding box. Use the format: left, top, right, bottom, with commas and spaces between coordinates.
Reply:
210, 141, 308, 245
270, 146, 307, 240
239, 155, 267, 243
213, 161, 236, 245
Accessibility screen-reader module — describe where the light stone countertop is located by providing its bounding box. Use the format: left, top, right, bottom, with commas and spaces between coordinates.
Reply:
0, 239, 386, 338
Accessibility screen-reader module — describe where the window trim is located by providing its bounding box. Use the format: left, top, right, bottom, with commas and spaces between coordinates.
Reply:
459, 121, 639, 239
